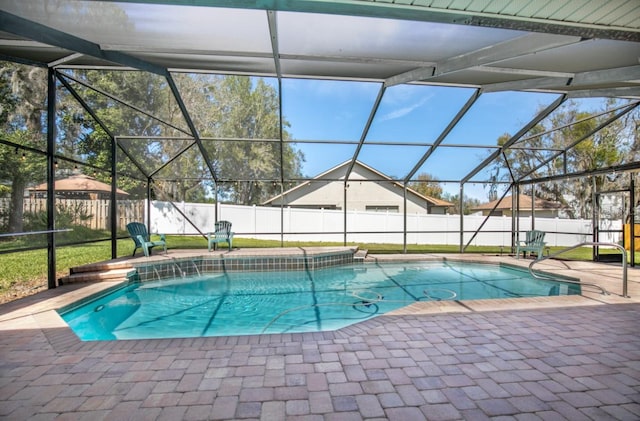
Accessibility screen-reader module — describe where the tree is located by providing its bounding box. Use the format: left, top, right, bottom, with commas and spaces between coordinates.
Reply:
59, 69, 179, 199
189, 75, 304, 205
442, 192, 481, 215
2, 65, 306, 220
0, 64, 48, 233
488, 100, 639, 219
408, 173, 443, 199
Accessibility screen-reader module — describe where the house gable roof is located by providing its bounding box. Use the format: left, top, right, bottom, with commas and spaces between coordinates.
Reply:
263, 160, 452, 207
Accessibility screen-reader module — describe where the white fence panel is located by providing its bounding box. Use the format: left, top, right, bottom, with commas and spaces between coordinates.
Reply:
149, 201, 622, 247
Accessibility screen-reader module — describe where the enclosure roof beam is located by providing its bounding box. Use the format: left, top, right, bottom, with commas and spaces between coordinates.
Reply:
567, 87, 640, 99
385, 33, 582, 87
461, 94, 567, 184
48, 53, 84, 68
105, 0, 640, 42
59, 72, 192, 136
517, 101, 640, 182
0, 52, 47, 68
481, 77, 571, 93
519, 161, 640, 185
267, 11, 282, 79
344, 84, 386, 183
0, 11, 168, 76
165, 73, 219, 183
57, 73, 152, 179
149, 142, 198, 179
113, 139, 155, 180
437, 34, 582, 77
484, 65, 640, 94
463, 183, 514, 252
404, 89, 481, 183
573, 65, 640, 86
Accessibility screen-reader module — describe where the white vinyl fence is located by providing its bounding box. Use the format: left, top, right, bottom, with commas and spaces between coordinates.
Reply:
149, 201, 622, 248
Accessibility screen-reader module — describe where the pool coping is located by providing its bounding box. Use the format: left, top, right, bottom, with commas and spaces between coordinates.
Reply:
1, 249, 638, 352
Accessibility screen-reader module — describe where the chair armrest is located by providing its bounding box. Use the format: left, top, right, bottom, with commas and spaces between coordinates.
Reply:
159, 234, 166, 242
136, 234, 146, 244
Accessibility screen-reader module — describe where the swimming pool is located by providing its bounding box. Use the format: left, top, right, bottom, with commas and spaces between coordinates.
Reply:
59, 261, 580, 340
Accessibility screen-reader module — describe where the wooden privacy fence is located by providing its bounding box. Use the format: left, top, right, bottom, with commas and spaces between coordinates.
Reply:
0, 198, 144, 231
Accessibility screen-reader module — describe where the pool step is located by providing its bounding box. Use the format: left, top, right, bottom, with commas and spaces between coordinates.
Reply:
354, 249, 368, 261
69, 259, 134, 274
59, 264, 134, 285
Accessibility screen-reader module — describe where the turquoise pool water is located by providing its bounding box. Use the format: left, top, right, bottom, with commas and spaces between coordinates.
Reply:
59, 262, 580, 340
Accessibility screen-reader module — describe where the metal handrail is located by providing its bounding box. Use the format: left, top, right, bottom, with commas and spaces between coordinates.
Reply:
0, 228, 73, 238
528, 241, 628, 297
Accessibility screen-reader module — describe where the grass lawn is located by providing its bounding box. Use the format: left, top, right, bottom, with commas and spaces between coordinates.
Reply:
0, 235, 634, 304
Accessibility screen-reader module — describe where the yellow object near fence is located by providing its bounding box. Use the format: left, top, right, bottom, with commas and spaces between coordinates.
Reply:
623, 224, 640, 251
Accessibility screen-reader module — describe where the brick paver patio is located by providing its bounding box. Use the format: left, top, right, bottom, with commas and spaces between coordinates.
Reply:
1, 253, 639, 420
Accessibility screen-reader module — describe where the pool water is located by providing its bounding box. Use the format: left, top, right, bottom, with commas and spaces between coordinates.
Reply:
59, 262, 580, 340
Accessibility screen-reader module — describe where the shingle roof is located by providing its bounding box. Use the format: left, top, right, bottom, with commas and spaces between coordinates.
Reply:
30, 174, 129, 196
472, 194, 563, 211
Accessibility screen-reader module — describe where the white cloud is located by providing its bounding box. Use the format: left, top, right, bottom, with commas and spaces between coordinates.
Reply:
379, 96, 431, 122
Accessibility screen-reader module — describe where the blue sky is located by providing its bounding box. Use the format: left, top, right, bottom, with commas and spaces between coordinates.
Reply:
280, 78, 565, 201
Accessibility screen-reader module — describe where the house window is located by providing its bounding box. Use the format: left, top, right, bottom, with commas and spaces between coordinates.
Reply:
366, 206, 399, 213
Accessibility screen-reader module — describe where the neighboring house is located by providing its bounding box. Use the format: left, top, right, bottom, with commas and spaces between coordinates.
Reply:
29, 174, 130, 200
472, 194, 565, 218
263, 161, 452, 214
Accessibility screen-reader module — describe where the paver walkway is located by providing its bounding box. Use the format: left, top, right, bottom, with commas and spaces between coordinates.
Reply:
1, 303, 639, 420
1, 252, 639, 420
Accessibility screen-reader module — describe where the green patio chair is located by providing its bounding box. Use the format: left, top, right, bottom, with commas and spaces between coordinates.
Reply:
516, 229, 546, 259
208, 220, 234, 251
126, 222, 167, 257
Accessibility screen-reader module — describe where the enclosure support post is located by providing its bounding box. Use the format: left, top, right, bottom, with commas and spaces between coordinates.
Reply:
47, 68, 57, 289
531, 187, 536, 231
280, 182, 284, 247
278, 78, 284, 247
214, 182, 219, 223
513, 187, 517, 252
592, 176, 598, 261
343, 184, 348, 246
110, 131, 117, 259
459, 183, 464, 253
146, 178, 152, 232
403, 184, 407, 254
630, 173, 635, 267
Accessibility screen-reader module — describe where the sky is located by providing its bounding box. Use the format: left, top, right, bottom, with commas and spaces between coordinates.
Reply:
277, 80, 620, 201
112, 2, 621, 203
279, 78, 568, 201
